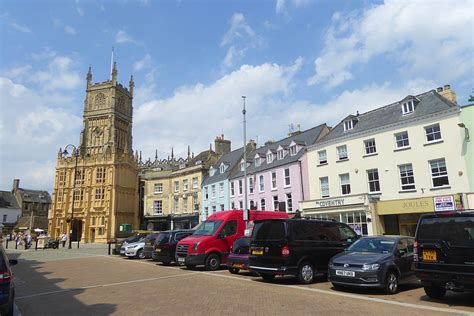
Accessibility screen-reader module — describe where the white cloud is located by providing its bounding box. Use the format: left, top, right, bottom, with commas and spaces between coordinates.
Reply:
32, 56, 82, 91
31, 47, 57, 61
308, 0, 474, 88
133, 54, 152, 71
276, 0, 310, 14
10, 22, 31, 33
3, 65, 32, 80
64, 25, 77, 35
220, 13, 263, 69
115, 30, 135, 44
77, 7, 85, 16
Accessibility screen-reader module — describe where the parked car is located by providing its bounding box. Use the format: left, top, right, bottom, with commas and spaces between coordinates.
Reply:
328, 236, 416, 294
414, 211, 474, 299
176, 210, 289, 271
0, 246, 18, 316
115, 233, 147, 255
152, 230, 194, 264
143, 233, 161, 259
249, 218, 358, 284
227, 237, 250, 274
124, 236, 148, 259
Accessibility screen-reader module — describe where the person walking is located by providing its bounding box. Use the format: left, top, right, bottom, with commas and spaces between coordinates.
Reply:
60, 232, 67, 248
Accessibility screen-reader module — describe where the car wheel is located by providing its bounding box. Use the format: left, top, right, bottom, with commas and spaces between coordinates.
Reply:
332, 284, 345, 291
162, 261, 171, 266
137, 249, 145, 259
261, 274, 275, 281
385, 271, 399, 294
228, 267, 240, 274
424, 285, 446, 299
205, 253, 221, 271
298, 262, 315, 284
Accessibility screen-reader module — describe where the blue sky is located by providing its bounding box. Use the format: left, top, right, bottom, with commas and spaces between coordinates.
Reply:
0, 0, 473, 191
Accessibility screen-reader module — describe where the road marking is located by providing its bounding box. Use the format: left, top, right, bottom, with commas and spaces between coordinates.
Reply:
16, 272, 197, 300
198, 272, 473, 316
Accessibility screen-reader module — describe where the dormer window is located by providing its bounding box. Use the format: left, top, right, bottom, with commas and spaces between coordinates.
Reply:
255, 156, 261, 167
402, 100, 415, 115
266, 153, 273, 164
219, 164, 225, 174
289, 145, 297, 156
277, 150, 284, 160
240, 161, 245, 171
344, 120, 354, 132
209, 167, 215, 177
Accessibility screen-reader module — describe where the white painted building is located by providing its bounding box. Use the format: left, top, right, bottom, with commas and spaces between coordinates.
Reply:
300, 86, 471, 236
0, 191, 22, 230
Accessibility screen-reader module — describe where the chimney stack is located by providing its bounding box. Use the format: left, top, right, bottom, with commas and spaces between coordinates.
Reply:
214, 134, 231, 155
437, 84, 457, 104
12, 179, 20, 192
264, 140, 275, 146
246, 139, 257, 152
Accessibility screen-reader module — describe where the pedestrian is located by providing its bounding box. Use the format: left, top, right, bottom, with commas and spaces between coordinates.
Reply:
61, 232, 67, 247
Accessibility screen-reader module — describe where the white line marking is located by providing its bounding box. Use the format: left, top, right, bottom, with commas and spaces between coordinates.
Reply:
16, 272, 197, 300
198, 272, 473, 315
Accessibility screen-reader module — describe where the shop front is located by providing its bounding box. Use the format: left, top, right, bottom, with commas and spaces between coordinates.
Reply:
171, 213, 200, 230
376, 194, 464, 236
300, 194, 377, 236
145, 216, 172, 231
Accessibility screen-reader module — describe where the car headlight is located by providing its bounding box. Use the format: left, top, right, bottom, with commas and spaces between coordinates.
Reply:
362, 263, 380, 271
193, 242, 200, 251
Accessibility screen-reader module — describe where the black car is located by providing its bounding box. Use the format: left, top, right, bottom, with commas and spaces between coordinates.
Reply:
0, 246, 18, 316
152, 230, 194, 265
329, 236, 416, 294
414, 211, 474, 299
143, 233, 161, 259
249, 219, 358, 284
227, 237, 250, 274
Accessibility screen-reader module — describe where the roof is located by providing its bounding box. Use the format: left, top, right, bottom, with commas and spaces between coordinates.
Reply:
15, 215, 49, 230
230, 124, 327, 179
17, 188, 52, 204
202, 147, 245, 186
0, 191, 20, 209
320, 90, 458, 143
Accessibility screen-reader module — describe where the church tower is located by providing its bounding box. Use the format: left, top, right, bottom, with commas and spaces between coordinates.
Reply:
48, 64, 139, 243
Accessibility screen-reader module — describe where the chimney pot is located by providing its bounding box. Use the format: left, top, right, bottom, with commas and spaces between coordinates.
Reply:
12, 179, 20, 191
436, 87, 443, 92
444, 84, 451, 90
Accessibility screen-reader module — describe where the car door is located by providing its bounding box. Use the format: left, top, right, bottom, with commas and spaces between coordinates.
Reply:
405, 238, 416, 281
395, 238, 411, 282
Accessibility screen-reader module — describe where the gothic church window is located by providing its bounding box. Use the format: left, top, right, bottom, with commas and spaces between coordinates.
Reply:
94, 93, 106, 109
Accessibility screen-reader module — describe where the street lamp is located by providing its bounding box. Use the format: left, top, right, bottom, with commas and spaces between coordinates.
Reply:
63, 144, 79, 249
242, 96, 249, 228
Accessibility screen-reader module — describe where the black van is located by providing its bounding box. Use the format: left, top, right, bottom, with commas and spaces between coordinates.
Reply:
249, 219, 358, 284
414, 211, 474, 299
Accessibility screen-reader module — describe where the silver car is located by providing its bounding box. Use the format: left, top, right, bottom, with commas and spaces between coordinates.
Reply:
124, 240, 146, 259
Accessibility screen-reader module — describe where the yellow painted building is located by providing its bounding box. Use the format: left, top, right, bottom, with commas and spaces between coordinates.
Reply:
48, 64, 139, 242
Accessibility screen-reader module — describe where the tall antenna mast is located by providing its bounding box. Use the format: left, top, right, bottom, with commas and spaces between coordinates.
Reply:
110, 47, 114, 80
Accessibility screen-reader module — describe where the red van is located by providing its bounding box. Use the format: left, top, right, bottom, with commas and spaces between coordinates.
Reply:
175, 210, 289, 271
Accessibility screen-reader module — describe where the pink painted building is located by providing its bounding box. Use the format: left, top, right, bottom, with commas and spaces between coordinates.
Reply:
229, 124, 329, 213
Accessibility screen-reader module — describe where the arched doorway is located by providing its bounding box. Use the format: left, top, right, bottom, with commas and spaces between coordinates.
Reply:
71, 219, 83, 241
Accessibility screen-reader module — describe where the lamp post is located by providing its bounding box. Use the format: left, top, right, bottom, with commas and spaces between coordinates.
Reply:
63, 144, 79, 249
242, 96, 249, 228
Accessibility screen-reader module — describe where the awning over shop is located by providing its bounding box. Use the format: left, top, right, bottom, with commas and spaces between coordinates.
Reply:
376, 197, 434, 215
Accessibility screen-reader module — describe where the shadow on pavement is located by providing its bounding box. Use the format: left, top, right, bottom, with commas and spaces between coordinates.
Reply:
420, 292, 474, 308
6, 252, 116, 315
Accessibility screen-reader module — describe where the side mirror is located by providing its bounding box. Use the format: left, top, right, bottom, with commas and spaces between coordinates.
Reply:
9, 259, 18, 266
397, 249, 406, 257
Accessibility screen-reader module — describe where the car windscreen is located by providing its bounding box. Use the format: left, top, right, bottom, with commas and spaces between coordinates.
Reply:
193, 220, 224, 236
417, 216, 474, 247
156, 233, 171, 243
126, 234, 143, 243
252, 221, 286, 241
347, 238, 396, 253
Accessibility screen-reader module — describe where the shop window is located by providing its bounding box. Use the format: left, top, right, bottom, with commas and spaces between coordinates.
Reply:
430, 158, 449, 187
367, 169, 380, 193
399, 164, 415, 190
339, 173, 351, 195
341, 212, 368, 236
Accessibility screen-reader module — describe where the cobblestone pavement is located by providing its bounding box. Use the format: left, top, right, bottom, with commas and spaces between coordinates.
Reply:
5, 246, 474, 316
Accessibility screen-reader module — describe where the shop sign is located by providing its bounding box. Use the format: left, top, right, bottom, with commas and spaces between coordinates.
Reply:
433, 195, 455, 212
315, 198, 345, 208
377, 197, 434, 215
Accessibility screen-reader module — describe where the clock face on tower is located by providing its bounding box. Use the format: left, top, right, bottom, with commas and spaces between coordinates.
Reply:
93, 126, 103, 138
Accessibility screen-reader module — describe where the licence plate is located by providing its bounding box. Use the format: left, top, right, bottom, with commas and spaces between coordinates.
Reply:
233, 263, 244, 268
336, 270, 355, 277
422, 250, 437, 261
178, 257, 185, 263
155, 248, 161, 252
252, 250, 263, 255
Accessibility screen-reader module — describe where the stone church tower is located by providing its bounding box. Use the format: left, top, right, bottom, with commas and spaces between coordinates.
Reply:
48, 63, 139, 243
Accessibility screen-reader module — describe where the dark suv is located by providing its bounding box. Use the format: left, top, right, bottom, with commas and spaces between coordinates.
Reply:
249, 219, 358, 284
414, 211, 474, 299
0, 246, 18, 316
152, 230, 194, 265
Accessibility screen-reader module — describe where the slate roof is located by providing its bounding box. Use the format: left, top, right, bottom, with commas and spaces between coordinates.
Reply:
15, 216, 49, 230
0, 191, 20, 209
230, 124, 328, 179
320, 90, 458, 143
202, 147, 245, 186
17, 188, 52, 204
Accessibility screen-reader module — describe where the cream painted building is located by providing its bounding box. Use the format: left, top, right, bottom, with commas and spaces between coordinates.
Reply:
300, 86, 471, 236
48, 64, 139, 242
140, 136, 229, 230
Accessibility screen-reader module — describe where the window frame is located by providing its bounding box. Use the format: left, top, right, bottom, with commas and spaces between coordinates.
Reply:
425, 124, 442, 143
429, 158, 449, 188
399, 163, 416, 191
284, 168, 291, 187
259, 175, 265, 192
154, 183, 163, 194
153, 200, 163, 215
402, 100, 415, 115
266, 153, 273, 164
339, 173, 351, 195
271, 172, 277, 190
337, 145, 348, 160
395, 131, 410, 149
367, 169, 381, 193
318, 150, 327, 165
364, 139, 377, 155
320, 177, 329, 198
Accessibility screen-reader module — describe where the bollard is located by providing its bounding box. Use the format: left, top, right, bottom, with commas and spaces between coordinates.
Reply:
108, 242, 111, 255
15, 241, 18, 249
5, 239, 8, 249
35, 239, 38, 251
77, 240, 80, 249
